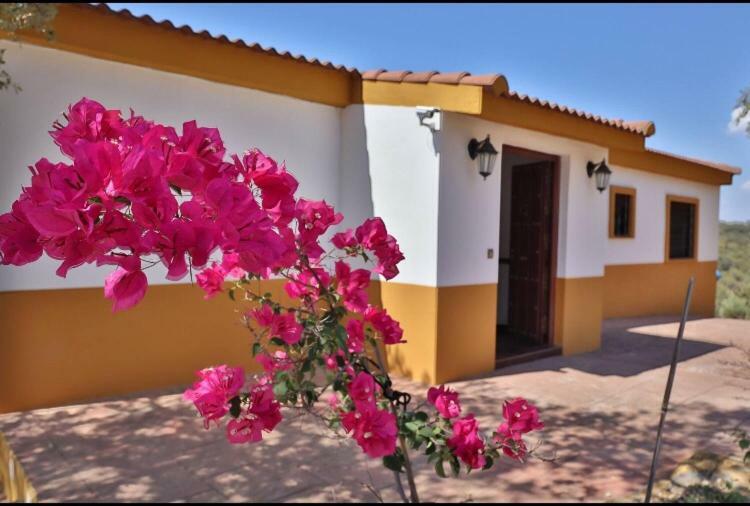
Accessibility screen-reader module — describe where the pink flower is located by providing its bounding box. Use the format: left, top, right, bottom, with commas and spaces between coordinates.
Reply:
0, 98, 410, 320
325, 392, 340, 410
346, 319, 365, 353
331, 228, 357, 250
220, 252, 246, 279
493, 427, 529, 461
364, 306, 404, 345
256, 350, 293, 375
104, 266, 148, 312
347, 372, 378, 409
447, 414, 486, 470
295, 199, 342, 259
50, 98, 125, 156
324, 354, 338, 370
335, 261, 370, 313
331, 218, 404, 280
251, 305, 303, 345
501, 398, 544, 436
427, 385, 462, 419
226, 381, 282, 444
283, 267, 330, 301
183, 365, 244, 429
341, 404, 398, 458
196, 262, 226, 299
0, 200, 43, 266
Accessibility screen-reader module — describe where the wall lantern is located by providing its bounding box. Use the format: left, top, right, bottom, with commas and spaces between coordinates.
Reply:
468, 135, 498, 180
586, 159, 612, 192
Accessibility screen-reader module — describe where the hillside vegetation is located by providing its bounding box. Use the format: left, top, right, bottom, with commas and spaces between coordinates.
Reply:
717, 221, 750, 319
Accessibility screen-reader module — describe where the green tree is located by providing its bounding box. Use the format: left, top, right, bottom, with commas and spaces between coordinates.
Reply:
0, 3, 57, 92
717, 221, 750, 320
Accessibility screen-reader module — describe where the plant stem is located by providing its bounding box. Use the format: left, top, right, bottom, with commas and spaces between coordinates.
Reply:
372, 343, 420, 503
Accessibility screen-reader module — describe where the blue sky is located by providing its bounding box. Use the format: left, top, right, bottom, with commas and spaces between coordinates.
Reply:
109, 2, 750, 221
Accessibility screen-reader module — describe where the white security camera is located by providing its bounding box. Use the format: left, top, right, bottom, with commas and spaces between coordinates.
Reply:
416, 106, 441, 132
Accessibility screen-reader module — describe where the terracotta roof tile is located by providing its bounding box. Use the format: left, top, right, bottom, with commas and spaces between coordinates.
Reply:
376, 70, 413, 82
80, 3, 357, 73
402, 71, 439, 83
428, 71, 470, 84
361, 69, 508, 96
505, 91, 656, 137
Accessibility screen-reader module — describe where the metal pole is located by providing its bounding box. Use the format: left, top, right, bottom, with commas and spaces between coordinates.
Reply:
644, 276, 695, 503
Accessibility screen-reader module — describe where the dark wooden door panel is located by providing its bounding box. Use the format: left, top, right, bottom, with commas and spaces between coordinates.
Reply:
508, 161, 553, 345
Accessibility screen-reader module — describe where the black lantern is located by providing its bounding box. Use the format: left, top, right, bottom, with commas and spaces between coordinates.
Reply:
586, 159, 612, 192
468, 135, 498, 180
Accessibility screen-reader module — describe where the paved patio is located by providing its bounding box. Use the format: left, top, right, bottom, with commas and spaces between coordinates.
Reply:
2, 316, 750, 502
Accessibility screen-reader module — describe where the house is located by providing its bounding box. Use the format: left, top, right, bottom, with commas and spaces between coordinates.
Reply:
0, 4, 741, 413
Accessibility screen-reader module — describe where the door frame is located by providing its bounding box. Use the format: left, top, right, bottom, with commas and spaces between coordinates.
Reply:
501, 145, 560, 348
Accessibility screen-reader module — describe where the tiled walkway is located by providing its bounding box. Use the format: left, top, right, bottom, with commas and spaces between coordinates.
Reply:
2, 317, 750, 502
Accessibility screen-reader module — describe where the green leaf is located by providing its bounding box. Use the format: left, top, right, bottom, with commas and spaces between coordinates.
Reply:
229, 397, 241, 418
114, 196, 131, 205
414, 411, 429, 423
87, 196, 103, 204
251, 342, 262, 357
449, 456, 461, 477
434, 460, 447, 478
169, 183, 183, 196
739, 439, 750, 450
482, 456, 494, 470
404, 422, 420, 433
418, 427, 433, 438
228, 289, 235, 301
382, 453, 403, 473
273, 382, 288, 398
334, 325, 348, 349
425, 441, 436, 455
270, 337, 286, 347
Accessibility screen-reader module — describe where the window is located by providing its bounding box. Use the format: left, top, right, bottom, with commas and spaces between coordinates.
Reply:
666, 196, 699, 260
609, 186, 636, 238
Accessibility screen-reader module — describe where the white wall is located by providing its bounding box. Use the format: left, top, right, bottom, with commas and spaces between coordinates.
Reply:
605, 165, 720, 264
0, 41, 343, 291
438, 112, 610, 287
359, 104, 441, 286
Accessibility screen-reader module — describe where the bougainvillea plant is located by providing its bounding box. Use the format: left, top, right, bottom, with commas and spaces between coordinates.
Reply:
0, 98, 544, 502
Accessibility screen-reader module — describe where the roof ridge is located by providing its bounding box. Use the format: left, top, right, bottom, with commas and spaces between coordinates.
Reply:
81, 4, 655, 138
84, 3, 359, 74
504, 90, 655, 136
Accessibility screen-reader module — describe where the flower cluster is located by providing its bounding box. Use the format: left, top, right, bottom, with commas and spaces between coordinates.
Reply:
0, 99, 543, 490
426, 384, 543, 470
340, 372, 398, 458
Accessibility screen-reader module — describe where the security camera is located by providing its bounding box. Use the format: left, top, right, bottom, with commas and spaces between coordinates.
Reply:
416, 106, 441, 132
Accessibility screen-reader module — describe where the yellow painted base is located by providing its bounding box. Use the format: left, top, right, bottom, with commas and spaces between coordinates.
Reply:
435, 284, 497, 384
7, 263, 709, 414
380, 283, 498, 385
603, 261, 717, 318
555, 277, 604, 355
380, 282, 438, 385
0, 282, 281, 413
0, 280, 384, 414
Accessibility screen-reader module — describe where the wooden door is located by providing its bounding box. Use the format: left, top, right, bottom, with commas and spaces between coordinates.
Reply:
508, 161, 553, 345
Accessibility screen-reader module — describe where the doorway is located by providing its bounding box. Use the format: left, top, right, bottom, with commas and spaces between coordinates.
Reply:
496, 146, 560, 366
